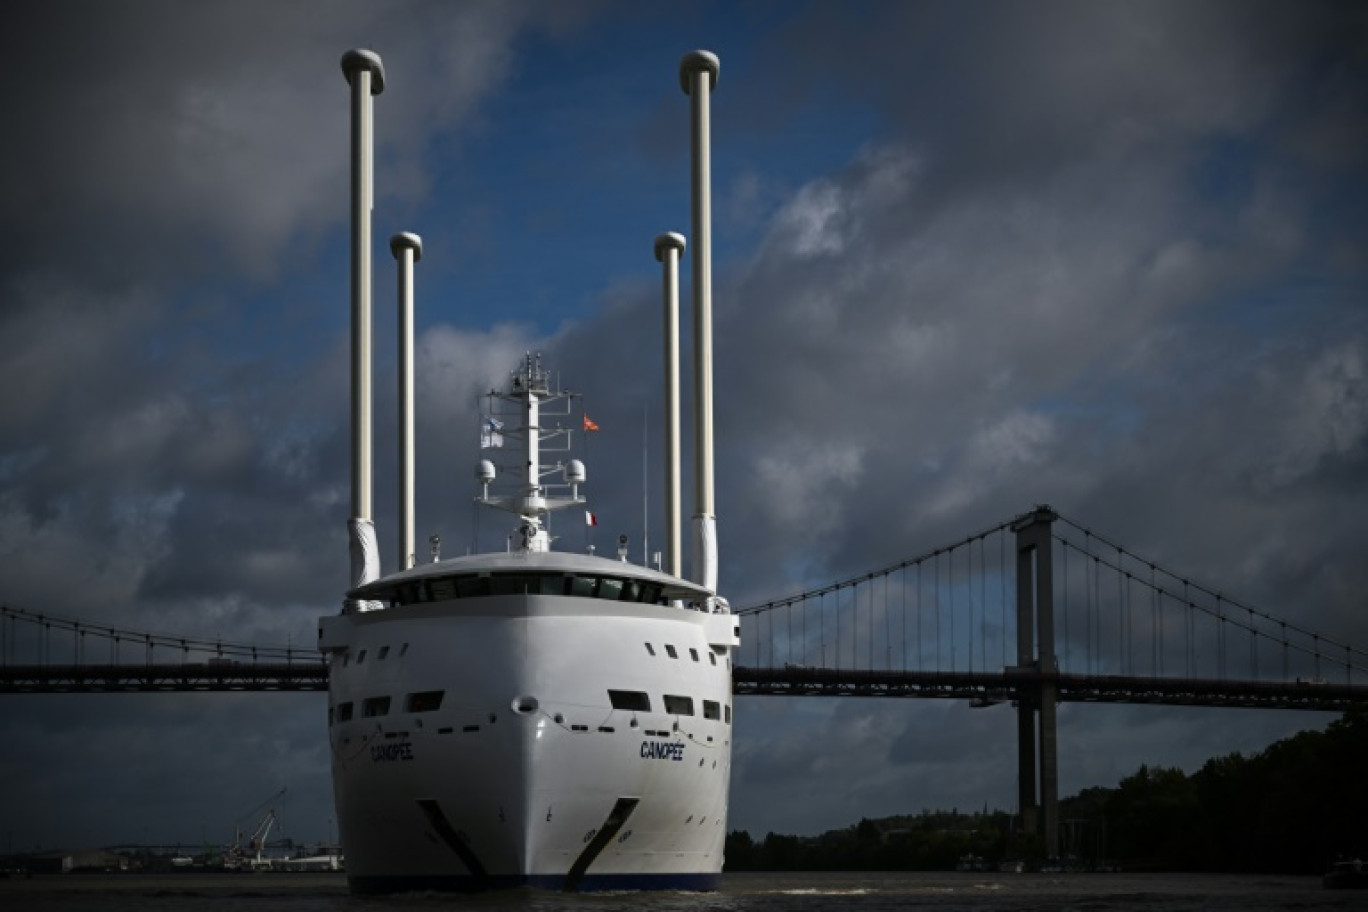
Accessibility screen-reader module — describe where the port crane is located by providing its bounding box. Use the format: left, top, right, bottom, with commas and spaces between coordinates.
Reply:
225, 787, 286, 870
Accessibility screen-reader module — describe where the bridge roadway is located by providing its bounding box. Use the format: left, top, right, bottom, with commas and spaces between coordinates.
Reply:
2, 661, 1364, 711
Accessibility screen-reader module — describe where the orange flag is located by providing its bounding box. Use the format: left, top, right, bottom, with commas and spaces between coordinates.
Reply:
583, 414, 600, 432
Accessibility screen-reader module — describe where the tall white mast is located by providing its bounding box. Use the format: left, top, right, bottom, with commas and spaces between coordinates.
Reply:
342, 49, 385, 608
391, 231, 422, 571
680, 50, 720, 597
654, 231, 686, 580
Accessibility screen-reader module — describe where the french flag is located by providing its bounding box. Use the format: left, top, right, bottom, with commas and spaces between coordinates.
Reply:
585, 511, 598, 527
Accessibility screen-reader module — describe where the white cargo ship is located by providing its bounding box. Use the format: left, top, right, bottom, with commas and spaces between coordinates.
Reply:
318, 49, 736, 892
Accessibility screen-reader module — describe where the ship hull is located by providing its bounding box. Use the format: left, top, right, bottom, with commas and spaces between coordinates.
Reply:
323, 591, 736, 892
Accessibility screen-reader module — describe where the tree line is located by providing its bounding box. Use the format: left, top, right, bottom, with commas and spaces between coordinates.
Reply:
724, 709, 1367, 873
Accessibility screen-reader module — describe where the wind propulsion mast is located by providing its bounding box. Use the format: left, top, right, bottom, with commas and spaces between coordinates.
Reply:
680, 50, 720, 601
341, 49, 385, 611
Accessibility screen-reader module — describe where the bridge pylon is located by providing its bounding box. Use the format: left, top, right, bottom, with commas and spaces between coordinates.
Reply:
1012, 505, 1059, 861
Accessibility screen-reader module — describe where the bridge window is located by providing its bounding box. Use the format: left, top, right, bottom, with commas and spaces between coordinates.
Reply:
665, 645, 678, 659
335, 702, 353, 722
362, 696, 391, 718
608, 689, 651, 712
702, 700, 721, 720
689, 648, 699, 662
457, 576, 489, 598
663, 695, 694, 716
644, 643, 656, 656
384, 572, 671, 606
405, 690, 444, 713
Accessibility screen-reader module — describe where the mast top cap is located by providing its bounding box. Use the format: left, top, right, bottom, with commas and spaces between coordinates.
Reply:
341, 49, 386, 94
390, 231, 423, 260
654, 232, 687, 261
679, 50, 720, 95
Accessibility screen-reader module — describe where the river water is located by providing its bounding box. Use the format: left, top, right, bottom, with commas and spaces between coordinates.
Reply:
1, 871, 1356, 911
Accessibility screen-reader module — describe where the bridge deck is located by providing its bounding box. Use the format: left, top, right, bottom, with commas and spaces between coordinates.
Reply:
2, 662, 1363, 710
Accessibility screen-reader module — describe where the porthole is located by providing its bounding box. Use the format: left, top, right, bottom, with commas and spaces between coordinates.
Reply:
512, 696, 539, 714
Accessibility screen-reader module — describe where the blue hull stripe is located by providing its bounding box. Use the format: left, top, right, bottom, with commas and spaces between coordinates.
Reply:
349, 871, 722, 894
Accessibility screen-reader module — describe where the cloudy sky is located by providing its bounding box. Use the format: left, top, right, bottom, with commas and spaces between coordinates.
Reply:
2, 0, 1365, 850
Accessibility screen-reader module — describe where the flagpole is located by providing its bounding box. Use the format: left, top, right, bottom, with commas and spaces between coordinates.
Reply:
642, 400, 649, 566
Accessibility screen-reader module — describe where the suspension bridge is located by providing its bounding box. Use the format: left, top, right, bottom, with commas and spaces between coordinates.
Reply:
4, 505, 1366, 859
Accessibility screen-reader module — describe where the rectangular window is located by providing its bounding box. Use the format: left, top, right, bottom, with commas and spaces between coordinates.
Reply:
336, 702, 353, 722
362, 696, 391, 718
489, 575, 533, 596
689, 648, 699, 662
608, 689, 651, 712
456, 576, 489, 598
709, 653, 717, 666
377, 645, 390, 660
431, 578, 456, 600
725, 704, 732, 724
665, 644, 678, 659
644, 643, 656, 656
663, 694, 695, 716
598, 578, 624, 600
356, 649, 367, 664
569, 575, 598, 597
703, 700, 721, 720
405, 690, 444, 713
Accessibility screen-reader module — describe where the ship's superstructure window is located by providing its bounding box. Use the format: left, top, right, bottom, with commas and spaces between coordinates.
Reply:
335, 702, 354, 722
663, 695, 694, 716
362, 696, 391, 717
725, 705, 732, 724
665, 645, 678, 659
356, 649, 367, 663
709, 653, 717, 666
382, 572, 666, 607
378, 646, 390, 660
702, 700, 721, 720
405, 690, 444, 713
645, 643, 656, 656
608, 689, 651, 712
689, 648, 699, 662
